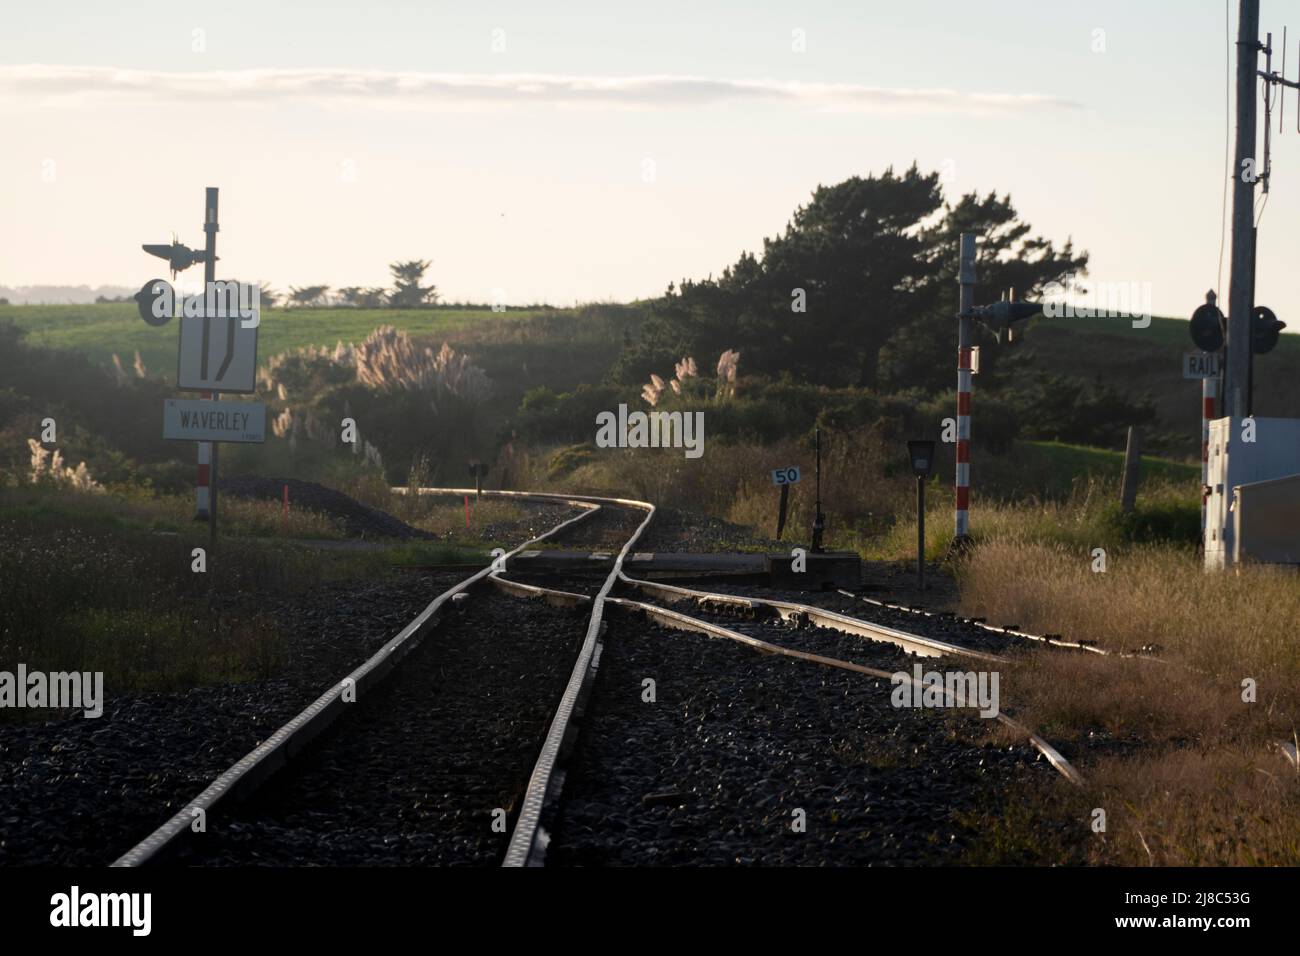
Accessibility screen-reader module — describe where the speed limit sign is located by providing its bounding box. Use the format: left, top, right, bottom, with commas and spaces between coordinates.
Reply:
771, 466, 801, 486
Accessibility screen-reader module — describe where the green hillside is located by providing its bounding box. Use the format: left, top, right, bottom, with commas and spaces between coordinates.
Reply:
1, 303, 558, 377
1023, 313, 1300, 452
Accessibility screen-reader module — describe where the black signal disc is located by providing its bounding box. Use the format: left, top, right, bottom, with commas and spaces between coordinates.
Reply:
1189, 303, 1225, 352
134, 278, 173, 327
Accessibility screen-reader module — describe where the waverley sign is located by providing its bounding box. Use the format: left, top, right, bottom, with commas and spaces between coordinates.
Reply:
163, 398, 266, 443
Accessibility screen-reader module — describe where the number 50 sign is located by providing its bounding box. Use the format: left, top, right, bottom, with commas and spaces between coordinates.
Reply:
771, 466, 801, 486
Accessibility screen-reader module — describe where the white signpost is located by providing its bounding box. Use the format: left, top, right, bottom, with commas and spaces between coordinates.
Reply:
1183, 350, 1222, 380
771, 466, 801, 486
163, 399, 266, 443
178, 313, 258, 393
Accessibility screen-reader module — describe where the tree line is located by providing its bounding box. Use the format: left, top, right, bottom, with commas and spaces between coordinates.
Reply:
263, 258, 438, 309
613, 163, 1089, 394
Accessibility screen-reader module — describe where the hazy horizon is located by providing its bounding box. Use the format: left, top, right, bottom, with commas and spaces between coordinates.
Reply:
3, 0, 1298, 323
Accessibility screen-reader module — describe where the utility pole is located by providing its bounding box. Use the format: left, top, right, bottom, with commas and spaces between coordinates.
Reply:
1226, 0, 1260, 419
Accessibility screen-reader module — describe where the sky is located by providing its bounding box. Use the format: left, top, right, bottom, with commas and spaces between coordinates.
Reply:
0, 0, 1297, 320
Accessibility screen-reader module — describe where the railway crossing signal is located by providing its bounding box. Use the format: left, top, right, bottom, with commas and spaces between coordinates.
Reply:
136, 187, 265, 545
1252, 306, 1285, 354
134, 278, 173, 327
142, 238, 214, 278
952, 233, 1045, 546
1189, 297, 1225, 353
973, 298, 1044, 344
1187, 296, 1283, 355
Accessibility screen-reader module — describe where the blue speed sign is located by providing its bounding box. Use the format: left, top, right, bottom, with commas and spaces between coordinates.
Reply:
771, 466, 801, 486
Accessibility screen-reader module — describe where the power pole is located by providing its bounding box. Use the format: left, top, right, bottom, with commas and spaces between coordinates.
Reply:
1226, 0, 1260, 419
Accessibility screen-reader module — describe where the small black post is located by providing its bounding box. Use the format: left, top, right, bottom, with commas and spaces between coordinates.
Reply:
776, 483, 789, 539
916, 475, 925, 591
907, 439, 936, 591
811, 426, 825, 553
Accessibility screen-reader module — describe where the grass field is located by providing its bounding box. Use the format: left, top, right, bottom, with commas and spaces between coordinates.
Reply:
1022, 439, 1198, 484
0, 303, 566, 376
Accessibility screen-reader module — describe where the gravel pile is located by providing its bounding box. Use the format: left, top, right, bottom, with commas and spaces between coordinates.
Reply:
545, 621, 1056, 866
0, 571, 467, 866
219, 475, 431, 540
180, 591, 586, 866
414, 494, 583, 549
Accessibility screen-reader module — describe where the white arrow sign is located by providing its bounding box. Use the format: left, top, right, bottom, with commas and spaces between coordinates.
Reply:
163, 399, 266, 443
178, 314, 258, 393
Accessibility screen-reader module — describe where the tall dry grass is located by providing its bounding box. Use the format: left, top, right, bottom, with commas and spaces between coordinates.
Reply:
530, 429, 909, 546
958, 536, 1300, 866
960, 539, 1300, 712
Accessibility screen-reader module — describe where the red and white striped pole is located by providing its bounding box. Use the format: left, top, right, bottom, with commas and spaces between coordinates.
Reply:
954, 233, 976, 542
196, 429, 212, 517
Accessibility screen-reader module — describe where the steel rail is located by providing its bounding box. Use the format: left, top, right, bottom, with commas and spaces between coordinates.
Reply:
486, 574, 1083, 788
619, 574, 1006, 663
605, 596, 1085, 787
500, 495, 656, 867
836, 589, 1169, 662
112, 491, 602, 867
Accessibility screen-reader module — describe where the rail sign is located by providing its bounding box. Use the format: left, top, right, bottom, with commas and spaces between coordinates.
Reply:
771, 466, 801, 486
1183, 351, 1221, 380
163, 399, 266, 443
178, 314, 258, 393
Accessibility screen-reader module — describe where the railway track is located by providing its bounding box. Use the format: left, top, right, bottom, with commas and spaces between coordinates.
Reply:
111, 490, 635, 867
112, 487, 1081, 868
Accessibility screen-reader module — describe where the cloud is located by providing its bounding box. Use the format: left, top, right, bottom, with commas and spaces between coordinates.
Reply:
0, 64, 1079, 115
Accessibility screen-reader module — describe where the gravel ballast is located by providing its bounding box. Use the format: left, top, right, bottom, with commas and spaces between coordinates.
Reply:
545, 620, 1055, 866
0, 571, 467, 866
180, 591, 586, 866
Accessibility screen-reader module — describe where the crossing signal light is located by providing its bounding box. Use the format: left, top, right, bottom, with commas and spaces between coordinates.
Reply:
1252, 305, 1285, 354
133, 278, 173, 327
1189, 299, 1225, 352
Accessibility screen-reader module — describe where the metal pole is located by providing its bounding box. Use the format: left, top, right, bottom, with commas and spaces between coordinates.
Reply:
204, 187, 220, 546
811, 426, 824, 552
1201, 374, 1215, 536
916, 475, 925, 591
1120, 426, 1143, 513
955, 233, 976, 543
1247, 224, 1257, 416
1226, 0, 1260, 420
